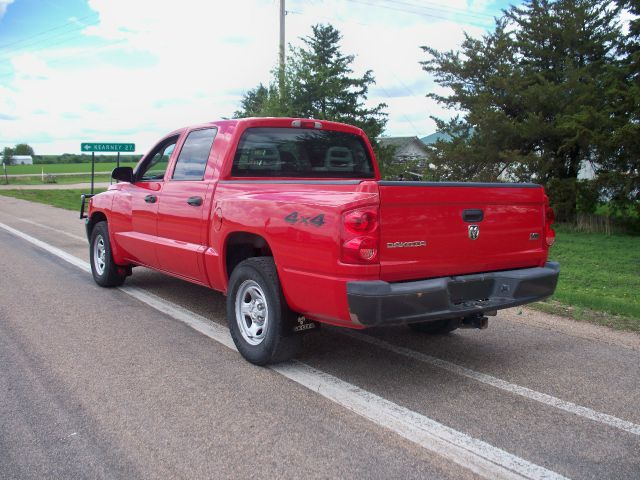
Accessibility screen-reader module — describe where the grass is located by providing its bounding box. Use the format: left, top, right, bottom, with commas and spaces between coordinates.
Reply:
533, 225, 640, 331
5, 162, 137, 175
0, 188, 106, 211
1, 174, 112, 185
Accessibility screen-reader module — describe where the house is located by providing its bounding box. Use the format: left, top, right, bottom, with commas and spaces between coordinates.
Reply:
378, 136, 430, 166
11, 155, 33, 165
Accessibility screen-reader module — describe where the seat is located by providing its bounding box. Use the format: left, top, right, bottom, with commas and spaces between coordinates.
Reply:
325, 147, 354, 172
249, 147, 281, 171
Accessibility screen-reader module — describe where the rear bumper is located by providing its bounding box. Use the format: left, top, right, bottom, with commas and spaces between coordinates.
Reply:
346, 262, 560, 327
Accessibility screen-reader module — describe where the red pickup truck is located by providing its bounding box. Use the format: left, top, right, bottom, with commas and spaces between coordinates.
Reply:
83, 117, 559, 365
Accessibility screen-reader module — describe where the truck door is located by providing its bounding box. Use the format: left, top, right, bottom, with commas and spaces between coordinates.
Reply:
113, 137, 178, 267
156, 127, 218, 284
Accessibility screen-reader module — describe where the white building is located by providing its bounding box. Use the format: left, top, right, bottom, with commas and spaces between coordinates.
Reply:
378, 137, 431, 166
11, 155, 33, 165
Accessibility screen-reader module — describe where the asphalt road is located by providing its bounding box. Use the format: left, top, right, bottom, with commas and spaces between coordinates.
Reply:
0, 195, 639, 480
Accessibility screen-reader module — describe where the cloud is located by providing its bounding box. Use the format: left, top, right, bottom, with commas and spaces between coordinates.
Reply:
1, 0, 500, 153
0, 0, 14, 20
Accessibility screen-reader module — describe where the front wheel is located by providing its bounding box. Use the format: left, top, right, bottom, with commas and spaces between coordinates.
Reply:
226, 257, 302, 365
90, 221, 126, 287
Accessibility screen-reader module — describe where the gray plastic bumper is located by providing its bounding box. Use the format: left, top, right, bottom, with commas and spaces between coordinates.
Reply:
346, 262, 560, 326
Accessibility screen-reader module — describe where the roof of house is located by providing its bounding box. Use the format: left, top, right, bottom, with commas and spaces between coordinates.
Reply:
378, 136, 430, 154
11, 155, 33, 159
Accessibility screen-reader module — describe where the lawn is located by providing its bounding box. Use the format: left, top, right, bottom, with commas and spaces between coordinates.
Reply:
536, 225, 640, 331
0, 189, 106, 211
5, 161, 137, 175
1, 174, 112, 185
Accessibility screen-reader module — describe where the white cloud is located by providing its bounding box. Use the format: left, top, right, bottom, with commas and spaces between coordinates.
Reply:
1, 0, 498, 154
0, 0, 14, 20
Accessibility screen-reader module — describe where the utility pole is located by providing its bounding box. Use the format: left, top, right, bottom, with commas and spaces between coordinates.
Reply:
279, 0, 285, 101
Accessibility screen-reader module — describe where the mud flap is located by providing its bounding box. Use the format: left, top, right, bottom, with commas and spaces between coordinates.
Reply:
290, 315, 319, 335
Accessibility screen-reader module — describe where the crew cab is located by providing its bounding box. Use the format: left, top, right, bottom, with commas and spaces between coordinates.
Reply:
82, 117, 559, 365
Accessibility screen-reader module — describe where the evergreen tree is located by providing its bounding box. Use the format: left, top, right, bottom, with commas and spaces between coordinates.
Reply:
422, 0, 624, 221
598, 0, 640, 216
235, 24, 387, 143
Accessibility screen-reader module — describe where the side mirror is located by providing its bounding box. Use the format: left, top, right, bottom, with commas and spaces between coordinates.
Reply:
112, 166, 134, 183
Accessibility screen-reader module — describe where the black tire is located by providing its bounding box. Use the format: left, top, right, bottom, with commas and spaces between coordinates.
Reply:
408, 318, 460, 334
89, 221, 126, 287
226, 257, 302, 365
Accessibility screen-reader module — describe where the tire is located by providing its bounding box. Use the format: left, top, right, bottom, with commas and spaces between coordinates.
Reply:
408, 318, 460, 334
90, 221, 126, 287
226, 257, 302, 365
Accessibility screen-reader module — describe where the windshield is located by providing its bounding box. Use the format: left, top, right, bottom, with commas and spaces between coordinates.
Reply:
231, 127, 374, 178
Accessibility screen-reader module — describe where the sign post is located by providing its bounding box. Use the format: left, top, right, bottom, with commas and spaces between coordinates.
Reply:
80, 143, 135, 194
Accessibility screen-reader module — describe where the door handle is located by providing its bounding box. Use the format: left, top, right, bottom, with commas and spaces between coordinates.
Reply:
187, 196, 203, 206
144, 194, 157, 204
462, 209, 483, 222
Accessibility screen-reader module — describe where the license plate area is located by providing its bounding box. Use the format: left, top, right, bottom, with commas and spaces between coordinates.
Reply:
449, 279, 495, 305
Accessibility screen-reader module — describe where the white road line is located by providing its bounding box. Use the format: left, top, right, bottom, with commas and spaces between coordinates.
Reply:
339, 330, 640, 437
9, 216, 86, 242
0, 222, 90, 273
0, 220, 569, 480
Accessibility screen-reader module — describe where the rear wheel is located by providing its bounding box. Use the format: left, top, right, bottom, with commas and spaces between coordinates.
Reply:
90, 221, 126, 287
226, 257, 302, 365
408, 318, 460, 334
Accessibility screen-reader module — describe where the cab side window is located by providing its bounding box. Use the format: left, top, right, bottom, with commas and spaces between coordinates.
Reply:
138, 138, 178, 181
172, 128, 217, 181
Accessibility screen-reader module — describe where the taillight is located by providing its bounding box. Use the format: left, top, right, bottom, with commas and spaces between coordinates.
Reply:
344, 209, 378, 234
545, 205, 555, 247
341, 207, 379, 264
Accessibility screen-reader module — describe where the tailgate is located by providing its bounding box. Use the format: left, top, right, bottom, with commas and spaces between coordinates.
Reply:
378, 181, 548, 282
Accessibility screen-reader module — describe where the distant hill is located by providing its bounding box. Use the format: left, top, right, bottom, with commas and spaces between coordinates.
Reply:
420, 132, 451, 145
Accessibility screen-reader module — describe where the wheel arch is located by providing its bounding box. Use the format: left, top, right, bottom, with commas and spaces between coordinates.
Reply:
87, 210, 108, 239
224, 231, 274, 281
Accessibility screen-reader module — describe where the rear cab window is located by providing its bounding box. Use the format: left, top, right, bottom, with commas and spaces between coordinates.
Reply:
231, 127, 374, 178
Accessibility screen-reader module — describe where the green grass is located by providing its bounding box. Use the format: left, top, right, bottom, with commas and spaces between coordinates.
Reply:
0, 189, 106, 211
5, 162, 137, 175
1, 174, 112, 185
534, 225, 640, 331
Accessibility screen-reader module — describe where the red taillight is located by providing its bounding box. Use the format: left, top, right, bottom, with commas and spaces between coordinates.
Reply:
545, 205, 555, 247
341, 207, 379, 264
342, 236, 378, 263
344, 209, 378, 234
291, 119, 322, 129
546, 206, 555, 225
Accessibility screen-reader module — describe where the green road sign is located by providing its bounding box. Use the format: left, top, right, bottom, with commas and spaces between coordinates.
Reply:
81, 142, 135, 152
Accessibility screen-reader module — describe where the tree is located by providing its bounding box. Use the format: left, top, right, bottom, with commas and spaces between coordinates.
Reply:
13, 143, 35, 156
597, 1, 640, 217
422, 0, 624, 221
2, 147, 13, 165
233, 83, 284, 118
235, 24, 387, 144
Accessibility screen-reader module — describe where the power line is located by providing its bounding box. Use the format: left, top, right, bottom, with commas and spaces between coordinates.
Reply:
382, 0, 496, 21
0, 19, 101, 60
344, 0, 492, 27
0, 38, 129, 81
0, 12, 98, 50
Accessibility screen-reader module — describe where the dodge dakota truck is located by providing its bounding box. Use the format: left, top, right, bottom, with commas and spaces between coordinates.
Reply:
82, 117, 559, 365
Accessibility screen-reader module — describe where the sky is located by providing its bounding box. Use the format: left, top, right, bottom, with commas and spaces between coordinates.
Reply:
0, 0, 518, 155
